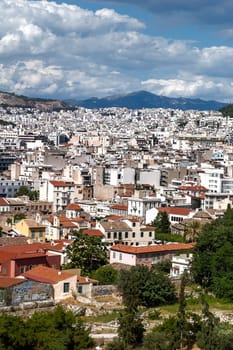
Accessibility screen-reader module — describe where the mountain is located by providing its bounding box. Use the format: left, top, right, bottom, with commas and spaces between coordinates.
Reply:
73, 90, 228, 110
0, 91, 71, 111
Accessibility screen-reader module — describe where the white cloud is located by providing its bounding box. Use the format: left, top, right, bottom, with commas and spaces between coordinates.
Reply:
141, 76, 232, 102
0, 0, 232, 101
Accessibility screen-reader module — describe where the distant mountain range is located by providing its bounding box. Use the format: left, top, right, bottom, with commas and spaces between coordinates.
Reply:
0, 90, 229, 111
0, 91, 70, 111
68, 90, 228, 111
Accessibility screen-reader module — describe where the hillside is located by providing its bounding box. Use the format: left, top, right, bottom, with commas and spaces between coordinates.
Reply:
0, 91, 71, 111
219, 104, 233, 118
73, 90, 228, 111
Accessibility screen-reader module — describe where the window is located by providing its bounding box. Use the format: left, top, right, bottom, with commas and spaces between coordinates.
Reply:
107, 232, 111, 239
20, 265, 27, 273
63, 282, 70, 293
31, 231, 35, 239
113, 252, 116, 259
125, 232, 128, 238
119, 253, 122, 261
39, 231, 43, 237
140, 232, 144, 238
132, 232, 135, 238
114, 232, 117, 239
149, 231, 152, 237
78, 285, 83, 294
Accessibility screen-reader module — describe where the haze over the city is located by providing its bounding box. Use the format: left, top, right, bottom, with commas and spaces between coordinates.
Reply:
0, 0, 233, 102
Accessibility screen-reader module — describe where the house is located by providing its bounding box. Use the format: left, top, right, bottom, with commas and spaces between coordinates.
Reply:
156, 207, 194, 224
170, 253, 193, 278
0, 243, 61, 277
42, 215, 79, 241
77, 275, 98, 297
0, 276, 53, 306
97, 218, 154, 246
110, 243, 195, 267
23, 265, 77, 302
65, 203, 82, 218
0, 197, 10, 212
110, 204, 128, 217
13, 219, 46, 242
127, 196, 161, 217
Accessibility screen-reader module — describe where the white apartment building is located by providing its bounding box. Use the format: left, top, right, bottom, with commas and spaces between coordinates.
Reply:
199, 167, 224, 193
103, 167, 135, 186
128, 196, 161, 217
39, 180, 75, 213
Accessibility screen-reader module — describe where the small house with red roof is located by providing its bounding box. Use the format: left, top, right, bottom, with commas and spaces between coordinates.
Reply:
65, 203, 83, 218
0, 276, 53, 306
23, 266, 77, 302
110, 243, 195, 268
0, 197, 10, 212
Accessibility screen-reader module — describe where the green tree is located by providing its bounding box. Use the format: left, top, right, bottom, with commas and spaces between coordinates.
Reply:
118, 310, 144, 348
91, 265, 118, 285
0, 306, 94, 350
15, 185, 39, 201
184, 220, 201, 242
117, 265, 176, 310
65, 231, 108, 275
153, 211, 171, 234
192, 207, 233, 299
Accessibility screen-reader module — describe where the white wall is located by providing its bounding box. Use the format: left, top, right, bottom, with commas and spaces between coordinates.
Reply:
110, 250, 136, 266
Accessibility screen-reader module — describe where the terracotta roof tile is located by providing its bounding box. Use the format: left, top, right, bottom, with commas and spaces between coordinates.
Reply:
0, 277, 24, 288
111, 242, 195, 254
50, 181, 74, 187
66, 203, 82, 210
110, 204, 128, 211
23, 266, 74, 284
0, 197, 9, 206
82, 229, 104, 237
158, 207, 193, 216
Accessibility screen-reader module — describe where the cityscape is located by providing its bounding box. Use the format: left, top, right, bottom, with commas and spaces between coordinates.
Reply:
1, 0, 233, 349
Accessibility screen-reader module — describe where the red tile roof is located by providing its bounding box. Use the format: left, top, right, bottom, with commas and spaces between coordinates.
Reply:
0, 197, 9, 206
111, 242, 195, 255
77, 276, 98, 284
0, 243, 57, 262
158, 207, 193, 216
110, 204, 128, 211
82, 229, 104, 237
106, 215, 123, 221
23, 266, 74, 284
50, 181, 74, 187
66, 203, 82, 210
140, 225, 155, 231
178, 185, 208, 191
0, 276, 24, 288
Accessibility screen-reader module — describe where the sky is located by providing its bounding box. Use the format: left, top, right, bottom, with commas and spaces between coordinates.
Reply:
0, 0, 233, 102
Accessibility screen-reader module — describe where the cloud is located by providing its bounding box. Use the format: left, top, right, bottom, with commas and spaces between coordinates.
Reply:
89, 0, 233, 26
0, 0, 232, 102
141, 75, 233, 102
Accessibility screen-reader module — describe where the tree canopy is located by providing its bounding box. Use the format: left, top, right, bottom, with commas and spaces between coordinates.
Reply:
0, 305, 94, 350
91, 265, 118, 285
15, 185, 39, 201
65, 231, 108, 275
152, 211, 171, 235
117, 265, 176, 310
192, 206, 233, 300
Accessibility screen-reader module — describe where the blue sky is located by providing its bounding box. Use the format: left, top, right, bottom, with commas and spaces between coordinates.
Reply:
0, 0, 233, 102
